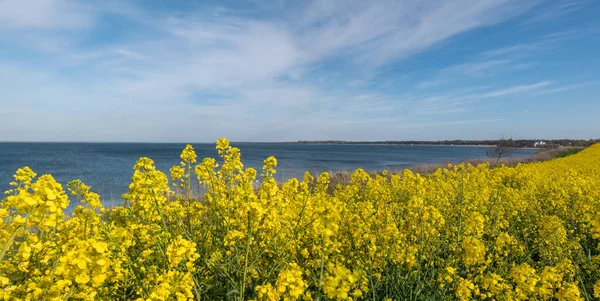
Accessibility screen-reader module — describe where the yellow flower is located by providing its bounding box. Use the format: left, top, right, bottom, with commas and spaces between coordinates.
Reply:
166, 236, 199, 268
216, 138, 230, 150
13, 214, 26, 225
180, 144, 197, 163
91, 274, 107, 287
556, 282, 583, 301
462, 236, 486, 266
322, 264, 366, 300
593, 280, 600, 298
92, 241, 108, 253
0, 140, 599, 300
75, 274, 90, 284
455, 278, 475, 301
275, 263, 306, 299
510, 263, 539, 298
170, 165, 185, 181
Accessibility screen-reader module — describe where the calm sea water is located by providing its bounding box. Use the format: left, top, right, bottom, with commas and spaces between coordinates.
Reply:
0, 143, 536, 206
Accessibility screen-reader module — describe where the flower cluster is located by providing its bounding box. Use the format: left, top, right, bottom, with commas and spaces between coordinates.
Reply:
2, 140, 600, 300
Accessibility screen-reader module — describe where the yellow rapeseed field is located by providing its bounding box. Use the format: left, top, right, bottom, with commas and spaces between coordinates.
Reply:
2, 139, 600, 300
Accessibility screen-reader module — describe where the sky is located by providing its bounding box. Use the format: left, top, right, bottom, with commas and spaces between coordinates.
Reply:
0, 0, 599, 142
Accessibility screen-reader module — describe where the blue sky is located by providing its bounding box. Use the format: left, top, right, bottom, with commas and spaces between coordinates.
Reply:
0, 0, 599, 142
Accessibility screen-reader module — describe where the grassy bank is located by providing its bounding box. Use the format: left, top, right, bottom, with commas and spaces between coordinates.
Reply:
326, 146, 584, 188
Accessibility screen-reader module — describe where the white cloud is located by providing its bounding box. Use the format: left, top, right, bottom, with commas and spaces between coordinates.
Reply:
2, 0, 596, 141
0, 0, 93, 29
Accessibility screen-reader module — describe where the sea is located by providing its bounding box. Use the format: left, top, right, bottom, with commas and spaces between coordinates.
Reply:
0, 142, 537, 208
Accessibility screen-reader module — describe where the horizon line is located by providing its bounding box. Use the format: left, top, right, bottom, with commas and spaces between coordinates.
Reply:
0, 138, 597, 144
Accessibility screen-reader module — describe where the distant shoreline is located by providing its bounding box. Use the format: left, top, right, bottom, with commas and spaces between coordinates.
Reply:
0, 141, 534, 148
0, 140, 595, 149
323, 146, 585, 187
232, 139, 596, 148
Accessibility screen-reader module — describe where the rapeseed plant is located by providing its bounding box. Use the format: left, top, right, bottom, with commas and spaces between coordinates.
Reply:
2, 139, 600, 300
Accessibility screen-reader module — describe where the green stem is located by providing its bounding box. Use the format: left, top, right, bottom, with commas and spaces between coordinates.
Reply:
0, 224, 25, 261
63, 286, 74, 301
240, 215, 252, 301
317, 237, 326, 301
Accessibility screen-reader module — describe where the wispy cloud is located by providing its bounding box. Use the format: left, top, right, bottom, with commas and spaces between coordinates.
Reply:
442, 60, 514, 77
531, 81, 600, 95
418, 59, 533, 88
480, 81, 552, 98
481, 43, 541, 59
522, 0, 588, 24
0, 0, 598, 141
411, 81, 559, 117
420, 18, 600, 91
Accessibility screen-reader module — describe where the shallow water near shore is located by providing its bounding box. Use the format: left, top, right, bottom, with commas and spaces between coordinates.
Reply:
0, 142, 536, 206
